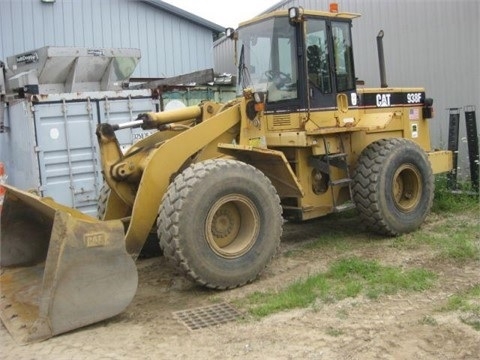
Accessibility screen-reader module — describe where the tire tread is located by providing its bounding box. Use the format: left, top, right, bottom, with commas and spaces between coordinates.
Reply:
157, 159, 282, 289
352, 138, 434, 236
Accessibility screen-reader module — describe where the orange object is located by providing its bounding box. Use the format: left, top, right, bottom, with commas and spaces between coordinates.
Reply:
254, 102, 265, 112
330, 2, 339, 13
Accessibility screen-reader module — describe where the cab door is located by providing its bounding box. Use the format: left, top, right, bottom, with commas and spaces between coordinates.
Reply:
306, 19, 357, 111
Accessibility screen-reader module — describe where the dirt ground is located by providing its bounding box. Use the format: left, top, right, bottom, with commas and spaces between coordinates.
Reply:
1, 210, 479, 360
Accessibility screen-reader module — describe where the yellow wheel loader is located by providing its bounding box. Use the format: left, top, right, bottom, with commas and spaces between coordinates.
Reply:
0, 7, 452, 343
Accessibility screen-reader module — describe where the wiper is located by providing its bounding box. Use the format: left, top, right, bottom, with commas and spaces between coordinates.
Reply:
238, 44, 252, 90
238, 44, 244, 88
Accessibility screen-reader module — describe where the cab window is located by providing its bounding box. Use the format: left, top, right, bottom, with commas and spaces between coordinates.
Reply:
332, 21, 355, 92
306, 19, 331, 94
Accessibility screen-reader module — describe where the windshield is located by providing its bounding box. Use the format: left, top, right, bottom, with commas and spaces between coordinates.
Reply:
236, 16, 298, 103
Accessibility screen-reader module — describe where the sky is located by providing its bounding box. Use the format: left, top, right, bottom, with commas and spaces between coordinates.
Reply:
162, 0, 281, 28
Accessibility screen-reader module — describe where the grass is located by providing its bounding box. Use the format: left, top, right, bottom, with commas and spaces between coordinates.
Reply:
419, 315, 438, 326
301, 231, 354, 252
290, 218, 380, 254
242, 257, 436, 318
432, 175, 479, 213
440, 285, 480, 331
325, 327, 344, 337
282, 227, 353, 257
392, 215, 479, 263
393, 177, 479, 261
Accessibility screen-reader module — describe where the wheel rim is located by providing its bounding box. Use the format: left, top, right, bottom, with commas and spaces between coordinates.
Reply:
392, 164, 422, 212
205, 194, 260, 259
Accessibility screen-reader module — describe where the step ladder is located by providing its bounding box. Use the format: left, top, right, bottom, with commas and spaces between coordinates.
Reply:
446, 108, 461, 190
309, 136, 356, 212
464, 106, 479, 193
447, 106, 479, 193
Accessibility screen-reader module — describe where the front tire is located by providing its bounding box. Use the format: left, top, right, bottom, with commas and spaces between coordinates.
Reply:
352, 138, 434, 236
157, 159, 282, 289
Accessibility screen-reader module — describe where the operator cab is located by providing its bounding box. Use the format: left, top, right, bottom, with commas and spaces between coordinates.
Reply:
234, 7, 360, 114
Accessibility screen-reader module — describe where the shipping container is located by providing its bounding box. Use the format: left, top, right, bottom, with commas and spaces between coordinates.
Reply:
0, 90, 156, 216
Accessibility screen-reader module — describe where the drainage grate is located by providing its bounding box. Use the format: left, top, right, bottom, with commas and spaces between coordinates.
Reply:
173, 302, 242, 331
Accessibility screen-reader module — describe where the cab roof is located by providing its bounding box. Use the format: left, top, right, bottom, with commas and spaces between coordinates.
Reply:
239, 9, 361, 27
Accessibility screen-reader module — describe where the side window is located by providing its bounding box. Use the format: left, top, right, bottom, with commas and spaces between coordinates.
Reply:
266, 21, 298, 103
306, 19, 331, 93
332, 21, 355, 92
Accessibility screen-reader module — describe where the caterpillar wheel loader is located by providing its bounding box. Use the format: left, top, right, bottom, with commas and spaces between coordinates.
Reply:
0, 7, 452, 343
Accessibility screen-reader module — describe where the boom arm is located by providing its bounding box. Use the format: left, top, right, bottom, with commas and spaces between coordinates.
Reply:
96, 104, 204, 208
96, 100, 242, 258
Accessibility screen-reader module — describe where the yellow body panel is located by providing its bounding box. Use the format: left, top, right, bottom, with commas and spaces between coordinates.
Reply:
428, 150, 454, 174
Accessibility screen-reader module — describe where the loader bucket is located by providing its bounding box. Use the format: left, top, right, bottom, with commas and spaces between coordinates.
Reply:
0, 185, 138, 344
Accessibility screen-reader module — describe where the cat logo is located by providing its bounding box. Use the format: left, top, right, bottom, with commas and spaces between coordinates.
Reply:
376, 93, 391, 107
84, 232, 107, 247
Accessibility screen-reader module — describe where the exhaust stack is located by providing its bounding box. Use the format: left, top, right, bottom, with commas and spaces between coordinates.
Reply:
376, 30, 388, 88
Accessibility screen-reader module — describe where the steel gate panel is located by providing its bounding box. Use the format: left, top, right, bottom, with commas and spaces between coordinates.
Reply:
0, 101, 40, 192
34, 101, 101, 216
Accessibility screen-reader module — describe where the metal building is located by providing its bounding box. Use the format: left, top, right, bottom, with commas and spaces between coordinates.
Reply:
0, 0, 231, 215
214, 0, 479, 180
0, 0, 224, 78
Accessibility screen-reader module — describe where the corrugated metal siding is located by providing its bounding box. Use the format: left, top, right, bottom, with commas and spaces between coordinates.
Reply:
0, 0, 215, 78
34, 101, 102, 215
213, 39, 236, 75
214, 0, 479, 179
0, 93, 156, 216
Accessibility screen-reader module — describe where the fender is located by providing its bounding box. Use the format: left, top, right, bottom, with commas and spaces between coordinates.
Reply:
217, 143, 304, 198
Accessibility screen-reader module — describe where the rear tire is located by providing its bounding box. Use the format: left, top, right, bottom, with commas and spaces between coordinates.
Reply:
352, 138, 434, 236
97, 183, 110, 220
157, 159, 282, 289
